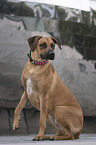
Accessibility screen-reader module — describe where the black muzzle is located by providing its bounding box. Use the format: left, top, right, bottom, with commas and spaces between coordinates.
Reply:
40, 50, 55, 60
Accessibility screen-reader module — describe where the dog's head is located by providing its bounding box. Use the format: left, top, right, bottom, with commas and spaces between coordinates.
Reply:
27, 36, 62, 60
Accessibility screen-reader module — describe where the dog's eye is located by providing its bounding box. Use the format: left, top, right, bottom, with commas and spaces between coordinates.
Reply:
51, 43, 55, 49
39, 42, 47, 49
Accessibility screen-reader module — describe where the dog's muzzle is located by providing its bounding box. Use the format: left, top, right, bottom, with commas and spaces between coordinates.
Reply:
40, 50, 55, 60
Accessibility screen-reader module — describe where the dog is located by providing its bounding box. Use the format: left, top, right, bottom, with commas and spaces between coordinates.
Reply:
13, 36, 83, 141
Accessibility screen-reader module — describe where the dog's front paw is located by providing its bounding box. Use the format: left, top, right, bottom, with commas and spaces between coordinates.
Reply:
33, 135, 45, 141
13, 116, 20, 130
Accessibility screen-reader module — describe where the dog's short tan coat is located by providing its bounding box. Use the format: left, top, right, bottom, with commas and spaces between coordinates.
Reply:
13, 36, 83, 141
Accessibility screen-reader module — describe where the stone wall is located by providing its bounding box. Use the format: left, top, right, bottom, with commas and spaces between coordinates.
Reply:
0, 1, 96, 134
0, 18, 96, 116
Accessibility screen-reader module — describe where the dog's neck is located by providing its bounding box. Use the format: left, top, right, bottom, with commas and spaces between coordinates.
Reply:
27, 50, 49, 66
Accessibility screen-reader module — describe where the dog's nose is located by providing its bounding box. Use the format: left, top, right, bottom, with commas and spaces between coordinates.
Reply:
49, 50, 55, 57
48, 50, 55, 60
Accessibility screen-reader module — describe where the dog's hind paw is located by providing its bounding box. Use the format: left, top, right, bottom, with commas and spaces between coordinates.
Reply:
33, 135, 48, 141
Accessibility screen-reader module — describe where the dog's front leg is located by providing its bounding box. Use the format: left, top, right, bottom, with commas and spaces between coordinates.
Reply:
13, 91, 29, 130
33, 94, 48, 141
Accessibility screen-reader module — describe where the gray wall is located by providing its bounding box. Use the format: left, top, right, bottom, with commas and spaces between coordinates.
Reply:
0, 16, 96, 116
0, 1, 96, 134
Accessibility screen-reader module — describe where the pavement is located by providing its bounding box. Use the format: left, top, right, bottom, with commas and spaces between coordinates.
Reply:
0, 134, 96, 145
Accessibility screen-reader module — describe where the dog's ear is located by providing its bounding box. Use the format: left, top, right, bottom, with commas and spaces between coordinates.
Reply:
27, 36, 42, 51
51, 36, 62, 50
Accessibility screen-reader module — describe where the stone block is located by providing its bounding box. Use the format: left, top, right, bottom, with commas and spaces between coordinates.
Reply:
51, 59, 79, 73
84, 37, 96, 48
75, 93, 96, 116
0, 109, 10, 134
67, 82, 83, 95
24, 108, 40, 134
0, 29, 28, 45
83, 116, 96, 133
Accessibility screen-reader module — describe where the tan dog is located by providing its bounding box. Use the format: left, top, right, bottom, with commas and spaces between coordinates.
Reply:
13, 36, 83, 141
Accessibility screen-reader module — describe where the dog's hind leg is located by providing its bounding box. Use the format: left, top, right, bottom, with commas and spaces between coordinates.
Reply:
47, 113, 74, 140
49, 106, 82, 140
13, 91, 29, 130
45, 114, 65, 140
47, 106, 83, 140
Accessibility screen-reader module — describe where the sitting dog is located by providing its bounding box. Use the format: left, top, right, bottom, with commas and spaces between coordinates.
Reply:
13, 36, 83, 141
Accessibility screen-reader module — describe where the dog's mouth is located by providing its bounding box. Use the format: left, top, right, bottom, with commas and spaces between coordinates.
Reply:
40, 50, 55, 60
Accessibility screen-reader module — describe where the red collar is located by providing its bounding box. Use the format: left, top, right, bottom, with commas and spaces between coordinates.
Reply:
29, 59, 49, 65
27, 51, 49, 65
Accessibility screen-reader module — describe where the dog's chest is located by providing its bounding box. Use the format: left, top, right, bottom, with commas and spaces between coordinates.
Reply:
26, 78, 40, 110
26, 78, 33, 96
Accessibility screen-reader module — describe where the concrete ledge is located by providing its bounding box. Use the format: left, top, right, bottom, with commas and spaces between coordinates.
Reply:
0, 134, 96, 145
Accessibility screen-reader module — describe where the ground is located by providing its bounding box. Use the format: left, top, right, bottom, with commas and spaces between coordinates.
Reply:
0, 134, 96, 145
